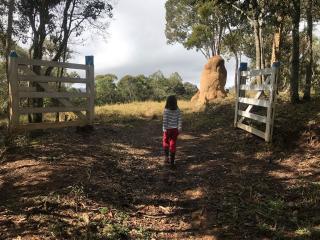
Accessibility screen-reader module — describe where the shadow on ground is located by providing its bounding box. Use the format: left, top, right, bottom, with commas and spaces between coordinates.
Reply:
0, 98, 319, 239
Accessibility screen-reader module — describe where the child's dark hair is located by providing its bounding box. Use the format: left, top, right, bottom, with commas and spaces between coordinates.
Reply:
165, 95, 178, 110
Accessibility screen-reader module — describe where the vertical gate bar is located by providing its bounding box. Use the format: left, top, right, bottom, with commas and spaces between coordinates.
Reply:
234, 68, 241, 127
234, 63, 247, 127
8, 51, 19, 131
269, 62, 280, 142
265, 66, 277, 142
85, 56, 95, 125
85, 67, 90, 124
89, 64, 95, 125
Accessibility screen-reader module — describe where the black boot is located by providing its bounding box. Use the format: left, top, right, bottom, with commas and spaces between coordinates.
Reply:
164, 148, 169, 164
169, 152, 175, 166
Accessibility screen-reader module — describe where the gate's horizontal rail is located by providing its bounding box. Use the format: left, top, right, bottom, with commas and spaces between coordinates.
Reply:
236, 122, 265, 139
17, 58, 89, 70
19, 92, 90, 98
240, 68, 273, 77
18, 75, 88, 84
18, 87, 37, 92
8, 53, 95, 132
239, 84, 271, 91
238, 97, 270, 108
237, 110, 267, 123
15, 120, 87, 131
35, 82, 87, 120
19, 106, 88, 114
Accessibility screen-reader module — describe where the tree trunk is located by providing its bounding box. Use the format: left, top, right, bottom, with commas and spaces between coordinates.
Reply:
216, 22, 224, 56
253, 18, 262, 84
30, 4, 47, 123
290, 0, 301, 104
55, 46, 68, 122
5, 0, 14, 75
303, 0, 312, 101
5, 0, 15, 126
259, 21, 265, 70
253, 19, 261, 71
271, 31, 281, 64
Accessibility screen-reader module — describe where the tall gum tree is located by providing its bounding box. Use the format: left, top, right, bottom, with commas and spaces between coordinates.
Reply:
165, 0, 231, 59
303, 0, 313, 101
290, 0, 301, 103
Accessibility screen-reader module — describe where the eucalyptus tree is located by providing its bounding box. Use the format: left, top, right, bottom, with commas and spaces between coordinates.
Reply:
302, 0, 320, 100
95, 74, 119, 105
221, 0, 305, 103
0, 1, 8, 56
301, 0, 312, 101
117, 75, 151, 103
165, 0, 232, 59
18, 0, 113, 69
222, 26, 246, 88
0, 0, 15, 115
168, 72, 186, 96
183, 82, 198, 99
221, 0, 286, 71
5, 0, 14, 73
290, 0, 301, 103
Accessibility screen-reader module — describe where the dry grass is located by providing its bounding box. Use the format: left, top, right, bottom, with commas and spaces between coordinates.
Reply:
0, 95, 234, 127
0, 100, 196, 128
95, 100, 195, 122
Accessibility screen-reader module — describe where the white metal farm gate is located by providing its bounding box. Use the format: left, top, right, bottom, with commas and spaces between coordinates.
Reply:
234, 63, 279, 142
8, 52, 95, 131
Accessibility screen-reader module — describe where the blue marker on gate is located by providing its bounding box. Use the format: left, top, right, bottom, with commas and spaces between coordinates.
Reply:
85, 56, 94, 65
239, 62, 248, 71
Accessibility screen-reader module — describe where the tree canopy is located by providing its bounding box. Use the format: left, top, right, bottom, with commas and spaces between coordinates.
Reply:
95, 71, 198, 105
165, 0, 320, 103
165, 0, 235, 58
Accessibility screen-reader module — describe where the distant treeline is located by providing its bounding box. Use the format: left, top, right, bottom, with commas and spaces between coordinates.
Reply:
95, 71, 198, 105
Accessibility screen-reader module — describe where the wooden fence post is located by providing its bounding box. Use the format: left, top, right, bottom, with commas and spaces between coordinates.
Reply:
234, 62, 247, 127
85, 56, 95, 125
269, 62, 280, 142
8, 51, 19, 131
265, 62, 280, 142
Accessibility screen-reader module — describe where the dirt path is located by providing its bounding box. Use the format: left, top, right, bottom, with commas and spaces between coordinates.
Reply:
0, 101, 319, 239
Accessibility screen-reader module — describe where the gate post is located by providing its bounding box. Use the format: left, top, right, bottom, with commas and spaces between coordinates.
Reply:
234, 62, 247, 127
8, 51, 19, 131
85, 56, 95, 125
266, 62, 280, 142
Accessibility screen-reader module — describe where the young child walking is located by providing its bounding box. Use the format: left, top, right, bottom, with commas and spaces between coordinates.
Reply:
162, 95, 182, 166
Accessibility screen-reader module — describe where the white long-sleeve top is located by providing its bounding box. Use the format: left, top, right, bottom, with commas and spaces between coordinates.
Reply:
163, 108, 182, 132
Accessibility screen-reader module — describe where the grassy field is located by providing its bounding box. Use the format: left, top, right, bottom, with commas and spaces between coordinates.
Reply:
0, 95, 319, 239
95, 100, 194, 122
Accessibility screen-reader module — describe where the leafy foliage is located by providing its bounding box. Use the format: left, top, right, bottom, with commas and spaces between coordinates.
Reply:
16, 0, 113, 61
95, 74, 119, 105
165, 0, 233, 58
95, 71, 198, 105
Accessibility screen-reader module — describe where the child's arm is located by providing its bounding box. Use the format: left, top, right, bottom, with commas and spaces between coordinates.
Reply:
178, 110, 182, 132
163, 109, 168, 132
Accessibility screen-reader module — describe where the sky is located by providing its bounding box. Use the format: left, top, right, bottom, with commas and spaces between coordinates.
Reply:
72, 0, 237, 88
